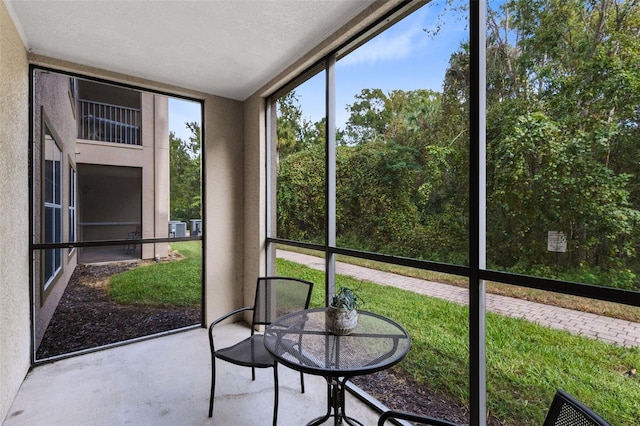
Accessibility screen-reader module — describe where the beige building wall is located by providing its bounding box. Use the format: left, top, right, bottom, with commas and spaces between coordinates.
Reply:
203, 96, 246, 322
76, 91, 169, 259
0, 2, 30, 421
153, 95, 169, 259
242, 95, 267, 305
32, 69, 79, 346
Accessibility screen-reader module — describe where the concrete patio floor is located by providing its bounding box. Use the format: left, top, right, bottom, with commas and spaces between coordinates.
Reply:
3, 325, 383, 426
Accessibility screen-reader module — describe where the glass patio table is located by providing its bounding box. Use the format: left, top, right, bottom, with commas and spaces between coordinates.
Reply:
264, 307, 411, 426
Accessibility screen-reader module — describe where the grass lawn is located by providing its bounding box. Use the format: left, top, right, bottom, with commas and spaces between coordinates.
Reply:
108, 241, 201, 307
277, 257, 640, 426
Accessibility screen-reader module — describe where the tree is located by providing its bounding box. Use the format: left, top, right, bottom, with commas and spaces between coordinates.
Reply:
169, 122, 201, 223
273, 0, 640, 286
337, 140, 421, 254
276, 91, 306, 160
344, 88, 389, 144
276, 145, 325, 242
485, 0, 640, 285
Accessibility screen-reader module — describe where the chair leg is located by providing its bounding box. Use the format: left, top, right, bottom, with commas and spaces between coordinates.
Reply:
300, 371, 305, 393
252, 366, 256, 381
273, 364, 279, 426
209, 357, 216, 417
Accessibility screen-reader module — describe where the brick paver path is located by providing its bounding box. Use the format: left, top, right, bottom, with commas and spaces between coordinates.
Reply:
278, 250, 640, 348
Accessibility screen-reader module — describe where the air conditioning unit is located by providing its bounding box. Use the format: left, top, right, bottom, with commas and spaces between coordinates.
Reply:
168, 221, 187, 238
189, 219, 202, 236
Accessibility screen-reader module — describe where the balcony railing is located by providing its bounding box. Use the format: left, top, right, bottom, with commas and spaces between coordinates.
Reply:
78, 99, 141, 145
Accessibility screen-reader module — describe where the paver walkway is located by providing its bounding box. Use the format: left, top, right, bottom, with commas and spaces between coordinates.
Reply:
277, 250, 640, 348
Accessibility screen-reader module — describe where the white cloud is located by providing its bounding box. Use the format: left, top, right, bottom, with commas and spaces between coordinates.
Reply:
341, 24, 426, 67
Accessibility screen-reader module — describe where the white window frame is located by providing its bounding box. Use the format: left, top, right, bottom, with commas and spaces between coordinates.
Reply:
43, 133, 63, 289
68, 164, 77, 254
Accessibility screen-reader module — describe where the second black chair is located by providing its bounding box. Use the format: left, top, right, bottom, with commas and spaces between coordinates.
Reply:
380, 389, 610, 426
208, 276, 314, 426
543, 388, 610, 426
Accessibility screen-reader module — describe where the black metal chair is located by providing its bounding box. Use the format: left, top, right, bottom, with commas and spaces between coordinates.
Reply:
543, 389, 610, 426
124, 225, 141, 254
208, 276, 314, 425
378, 410, 461, 426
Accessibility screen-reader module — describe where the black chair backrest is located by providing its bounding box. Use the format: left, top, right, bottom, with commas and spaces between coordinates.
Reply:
543, 389, 610, 426
252, 277, 314, 327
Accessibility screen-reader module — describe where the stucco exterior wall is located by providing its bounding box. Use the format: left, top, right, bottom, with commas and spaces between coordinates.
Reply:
203, 96, 245, 322
243, 95, 267, 303
32, 69, 79, 347
0, 2, 30, 420
152, 95, 169, 259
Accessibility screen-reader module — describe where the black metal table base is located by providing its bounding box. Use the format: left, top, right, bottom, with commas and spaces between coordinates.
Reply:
307, 377, 364, 426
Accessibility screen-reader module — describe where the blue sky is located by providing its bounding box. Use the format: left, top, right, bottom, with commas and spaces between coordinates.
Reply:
295, 1, 468, 129
167, 1, 469, 138
168, 97, 202, 142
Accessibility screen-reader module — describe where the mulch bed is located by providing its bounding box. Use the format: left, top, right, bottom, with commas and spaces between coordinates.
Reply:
36, 261, 504, 425
36, 262, 200, 359
351, 371, 472, 425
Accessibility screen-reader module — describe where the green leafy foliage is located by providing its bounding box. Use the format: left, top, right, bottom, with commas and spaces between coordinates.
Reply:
170, 123, 201, 223
276, 145, 325, 242
275, 0, 640, 289
337, 140, 421, 254
330, 286, 363, 310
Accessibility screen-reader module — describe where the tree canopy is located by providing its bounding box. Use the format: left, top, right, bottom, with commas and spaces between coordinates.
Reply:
170, 122, 201, 224
275, 0, 640, 289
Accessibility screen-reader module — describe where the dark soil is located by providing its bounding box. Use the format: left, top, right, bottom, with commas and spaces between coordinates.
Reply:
37, 261, 499, 425
351, 371, 474, 425
36, 261, 200, 359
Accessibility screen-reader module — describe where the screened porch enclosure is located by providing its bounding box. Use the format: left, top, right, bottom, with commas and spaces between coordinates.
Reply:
31, 69, 204, 361
267, 1, 640, 424
78, 164, 142, 263
5, 1, 638, 424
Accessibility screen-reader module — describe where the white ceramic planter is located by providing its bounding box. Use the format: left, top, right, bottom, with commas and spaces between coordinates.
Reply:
326, 305, 358, 335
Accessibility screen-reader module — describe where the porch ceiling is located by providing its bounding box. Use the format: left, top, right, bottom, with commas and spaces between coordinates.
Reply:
5, 0, 375, 100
